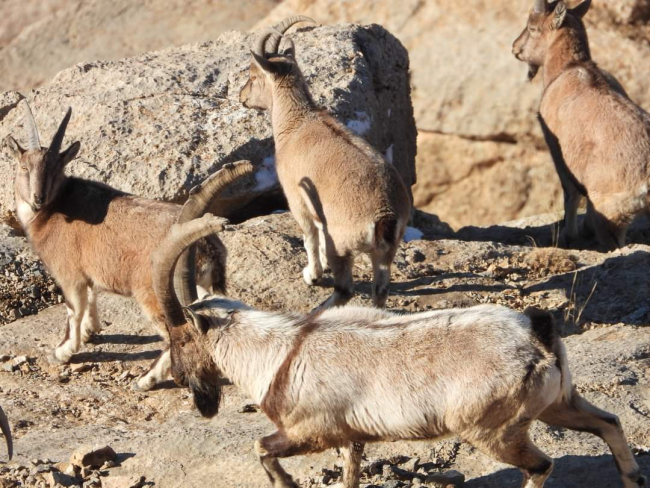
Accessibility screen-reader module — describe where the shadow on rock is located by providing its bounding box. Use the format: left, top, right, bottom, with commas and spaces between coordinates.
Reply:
465, 452, 650, 488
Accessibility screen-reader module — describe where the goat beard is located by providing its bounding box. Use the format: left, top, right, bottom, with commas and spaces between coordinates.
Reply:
528, 64, 540, 81
190, 377, 222, 418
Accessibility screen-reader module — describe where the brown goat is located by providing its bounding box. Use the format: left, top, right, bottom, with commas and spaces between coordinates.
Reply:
513, 0, 650, 250
239, 18, 412, 308
4, 100, 253, 391
151, 219, 645, 488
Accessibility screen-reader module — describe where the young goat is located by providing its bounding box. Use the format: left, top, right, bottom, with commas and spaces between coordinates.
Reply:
152, 221, 646, 488
240, 18, 412, 308
4, 100, 253, 391
0, 406, 11, 460
513, 0, 650, 251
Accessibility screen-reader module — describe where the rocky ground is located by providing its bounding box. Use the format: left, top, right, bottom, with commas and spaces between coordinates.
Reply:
0, 211, 648, 487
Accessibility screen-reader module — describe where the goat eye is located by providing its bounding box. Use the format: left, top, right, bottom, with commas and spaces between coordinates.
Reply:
251, 76, 257, 81
179, 341, 186, 348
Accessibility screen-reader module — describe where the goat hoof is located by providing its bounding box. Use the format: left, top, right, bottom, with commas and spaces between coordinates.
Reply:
302, 267, 321, 286
132, 377, 153, 392
48, 351, 70, 365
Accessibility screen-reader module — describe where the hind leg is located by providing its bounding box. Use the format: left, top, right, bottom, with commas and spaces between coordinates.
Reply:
293, 212, 323, 286
132, 290, 172, 391
370, 247, 397, 308
558, 184, 582, 248
473, 430, 553, 488
80, 286, 100, 343
539, 394, 645, 488
317, 253, 354, 309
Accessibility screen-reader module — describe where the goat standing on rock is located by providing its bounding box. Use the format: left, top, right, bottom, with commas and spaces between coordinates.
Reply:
4, 100, 253, 391
513, 0, 650, 251
240, 17, 412, 308
151, 218, 645, 488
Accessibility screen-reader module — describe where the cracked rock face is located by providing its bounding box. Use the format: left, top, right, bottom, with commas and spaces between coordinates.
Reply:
0, 23, 416, 219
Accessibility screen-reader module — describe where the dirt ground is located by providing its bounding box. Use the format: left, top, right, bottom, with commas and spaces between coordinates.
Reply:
0, 211, 649, 487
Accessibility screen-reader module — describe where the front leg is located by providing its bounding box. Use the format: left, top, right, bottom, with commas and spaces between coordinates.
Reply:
339, 442, 364, 488
255, 431, 312, 488
80, 286, 100, 343
51, 283, 88, 364
558, 183, 581, 248
294, 214, 322, 286
132, 347, 171, 392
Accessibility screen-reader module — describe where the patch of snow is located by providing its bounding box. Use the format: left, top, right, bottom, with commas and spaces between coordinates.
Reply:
346, 111, 372, 136
384, 144, 394, 165
254, 155, 278, 191
403, 226, 424, 243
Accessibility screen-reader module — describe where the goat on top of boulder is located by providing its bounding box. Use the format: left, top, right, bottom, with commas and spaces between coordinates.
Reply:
240, 17, 412, 308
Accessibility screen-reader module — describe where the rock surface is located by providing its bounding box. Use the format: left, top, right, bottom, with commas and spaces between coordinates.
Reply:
0, 0, 278, 93
0, 212, 648, 487
0, 23, 416, 219
259, 0, 650, 228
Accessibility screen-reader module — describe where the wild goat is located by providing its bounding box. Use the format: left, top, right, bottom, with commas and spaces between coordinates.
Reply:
240, 17, 412, 308
0, 406, 11, 460
150, 219, 645, 488
513, 0, 650, 251
4, 100, 253, 391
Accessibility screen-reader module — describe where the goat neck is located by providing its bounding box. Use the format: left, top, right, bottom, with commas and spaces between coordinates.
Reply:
542, 22, 591, 90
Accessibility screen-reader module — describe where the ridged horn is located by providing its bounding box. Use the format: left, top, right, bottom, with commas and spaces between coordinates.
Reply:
49, 107, 72, 156
253, 26, 283, 61
21, 100, 40, 151
533, 0, 546, 13
0, 405, 12, 460
173, 160, 254, 307
269, 16, 316, 53
153, 215, 226, 327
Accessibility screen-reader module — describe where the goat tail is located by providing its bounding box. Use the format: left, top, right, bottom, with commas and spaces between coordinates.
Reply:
524, 307, 573, 402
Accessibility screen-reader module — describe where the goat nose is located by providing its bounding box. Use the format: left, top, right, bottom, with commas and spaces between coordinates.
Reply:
33, 195, 44, 205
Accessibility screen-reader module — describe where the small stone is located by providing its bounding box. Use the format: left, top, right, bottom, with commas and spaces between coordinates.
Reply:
399, 457, 420, 473
100, 460, 116, 470
239, 403, 258, 413
12, 355, 28, 367
426, 470, 465, 487
43, 470, 78, 487
2, 362, 14, 372
382, 481, 406, 488
70, 445, 117, 469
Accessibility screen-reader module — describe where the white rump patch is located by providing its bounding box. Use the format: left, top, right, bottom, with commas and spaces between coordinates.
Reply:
384, 144, 394, 165
346, 111, 372, 136
403, 227, 423, 242
254, 155, 278, 191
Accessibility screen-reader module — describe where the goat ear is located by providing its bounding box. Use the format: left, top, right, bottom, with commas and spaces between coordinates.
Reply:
60, 141, 80, 166
4, 136, 24, 162
251, 51, 275, 74
183, 307, 209, 335
552, 1, 568, 29
571, 0, 591, 19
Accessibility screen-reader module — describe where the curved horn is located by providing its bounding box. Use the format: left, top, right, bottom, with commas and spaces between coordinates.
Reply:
0, 405, 12, 460
533, 0, 546, 13
280, 37, 296, 57
253, 26, 283, 60
153, 215, 226, 327
270, 16, 316, 53
21, 100, 41, 150
173, 160, 254, 306
49, 107, 72, 156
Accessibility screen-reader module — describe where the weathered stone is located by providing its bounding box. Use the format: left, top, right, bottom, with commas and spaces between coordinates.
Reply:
0, 24, 416, 219
101, 475, 145, 488
43, 470, 78, 488
426, 470, 465, 487
70, 445, 117, 469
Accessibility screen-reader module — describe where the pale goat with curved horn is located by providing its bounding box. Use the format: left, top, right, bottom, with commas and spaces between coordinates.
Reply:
0, 406, 12, 460
513, 0, 650, 250
240, 18, 412, 308
153, 220, 646, 488
4, 99, 253, 391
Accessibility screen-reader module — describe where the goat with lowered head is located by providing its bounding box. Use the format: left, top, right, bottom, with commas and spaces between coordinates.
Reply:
151, 221, 646, 488
240, 18, 412, 308
4, 100, 253, 391
513, 0, 650, 250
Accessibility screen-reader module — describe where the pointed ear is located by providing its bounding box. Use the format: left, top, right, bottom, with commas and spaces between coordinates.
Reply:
552, 1, 568, 29
183, 307, 210, 335
60, 141, 80, 166
251, 51, 275, 74
571, 0, 591, 19
4, 136, 24, 162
